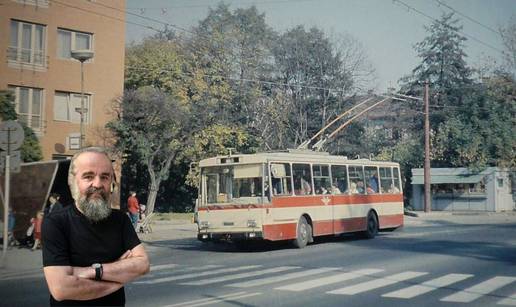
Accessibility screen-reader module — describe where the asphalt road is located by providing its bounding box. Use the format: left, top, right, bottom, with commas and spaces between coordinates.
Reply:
1, 214, 516, 307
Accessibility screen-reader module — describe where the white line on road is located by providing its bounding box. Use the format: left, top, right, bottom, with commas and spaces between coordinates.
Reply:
163, 291, 261, 307
135, 265, 261, 285
150, 264, 178, 271
180, 266, 299, 286
275, 268, 384, 292
498, 292, 516, 306
228, 267, 341, 288
441, 276, 516, 303
382, 273, 473, 299
327, 271, 428, 295
145, 264, 224, 279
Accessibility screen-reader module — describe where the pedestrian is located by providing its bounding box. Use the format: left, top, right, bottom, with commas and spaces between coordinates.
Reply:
127, 191, 140, 229
41, 147, 149, 306
32, 211, 44, 250
7, 207, 16, 247
45, 193, 63, 216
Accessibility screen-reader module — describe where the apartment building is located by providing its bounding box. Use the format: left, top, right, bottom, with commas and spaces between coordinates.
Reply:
0, 0, 125, 160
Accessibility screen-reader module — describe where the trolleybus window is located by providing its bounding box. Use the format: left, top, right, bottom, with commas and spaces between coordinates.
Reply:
270, 163, 292, 196
379, 167, 394, 193
393, 167, 401, 193
204, 165, 264, 204
293, 163, 312, 195
313, 164, 331, 194
205, 168, 231, 203
348, 165, 365, 194
330, 165, 347, 194
365, 166, 379, 194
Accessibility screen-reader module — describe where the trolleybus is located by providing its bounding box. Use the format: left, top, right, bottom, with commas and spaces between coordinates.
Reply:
196, 149, 403, 248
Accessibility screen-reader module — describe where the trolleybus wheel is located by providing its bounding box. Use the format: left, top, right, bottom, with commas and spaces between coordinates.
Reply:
363, 211, 378, 239
293, 216, 311, 248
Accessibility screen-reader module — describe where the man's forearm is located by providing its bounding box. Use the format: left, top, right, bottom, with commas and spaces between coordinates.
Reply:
47, 273, 122, 301
101, 255, 150, 283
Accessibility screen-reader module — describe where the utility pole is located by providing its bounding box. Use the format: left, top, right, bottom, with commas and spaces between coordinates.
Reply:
424, 80, 431, 213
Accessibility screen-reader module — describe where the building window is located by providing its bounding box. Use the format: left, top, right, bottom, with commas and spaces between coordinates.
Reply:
57, 28, 93, 59
54, 92, 91, 124
8, 20, 46, 66
12, 0, 50, 8
67, 134, 81, 150
7, 85, 44, 131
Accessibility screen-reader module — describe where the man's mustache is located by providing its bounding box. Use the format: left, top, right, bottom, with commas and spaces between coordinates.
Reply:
86, 186, 109, 201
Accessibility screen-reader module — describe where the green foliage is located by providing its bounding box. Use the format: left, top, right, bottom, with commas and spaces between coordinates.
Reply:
0, 90, 42, 162
0, 91, 17, 120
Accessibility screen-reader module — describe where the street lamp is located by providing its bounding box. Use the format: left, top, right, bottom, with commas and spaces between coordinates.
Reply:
71, 50, 94, 149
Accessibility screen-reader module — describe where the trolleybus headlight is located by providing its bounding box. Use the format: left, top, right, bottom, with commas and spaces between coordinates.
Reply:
200, 221, 210, 229
247, 220, 257, 228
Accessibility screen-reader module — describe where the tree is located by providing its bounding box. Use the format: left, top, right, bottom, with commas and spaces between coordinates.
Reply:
397, 13, 475, 167
107, 87, 194, 214
500, 15, 516, 77
0, 90, 43, 162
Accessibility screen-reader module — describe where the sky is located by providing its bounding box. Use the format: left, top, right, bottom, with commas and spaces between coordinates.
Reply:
124, 0, 515, 92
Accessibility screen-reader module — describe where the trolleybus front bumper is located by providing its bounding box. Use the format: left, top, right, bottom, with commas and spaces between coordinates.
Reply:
198, 231, 264, 242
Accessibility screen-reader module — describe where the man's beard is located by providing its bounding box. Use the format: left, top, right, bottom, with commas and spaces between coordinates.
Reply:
76, 186, 112, 222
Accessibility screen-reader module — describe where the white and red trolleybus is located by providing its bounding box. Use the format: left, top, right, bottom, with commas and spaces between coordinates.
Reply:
196, 149, 403, 248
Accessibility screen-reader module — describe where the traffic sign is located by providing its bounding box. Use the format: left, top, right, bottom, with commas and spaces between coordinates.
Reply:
0, 121, 24, 153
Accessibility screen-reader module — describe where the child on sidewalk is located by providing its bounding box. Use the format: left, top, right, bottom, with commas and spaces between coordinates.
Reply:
31, 211, 44, 251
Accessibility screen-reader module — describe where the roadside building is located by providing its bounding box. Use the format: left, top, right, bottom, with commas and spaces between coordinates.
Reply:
411, 167, 515, 212
0, 0, 125, 160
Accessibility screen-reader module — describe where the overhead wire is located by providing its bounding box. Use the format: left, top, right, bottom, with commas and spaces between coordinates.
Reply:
392, 0, 504, 55
434, 0, 501, 36
51, 0, 162, 33
54, 0, 508, 104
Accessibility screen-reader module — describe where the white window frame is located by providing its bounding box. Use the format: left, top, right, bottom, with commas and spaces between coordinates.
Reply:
57, 28, 94, 60
7, 85, 44, 133
54, 91, 92, 124
12, 0, 49, 8
8, 19, 47, 69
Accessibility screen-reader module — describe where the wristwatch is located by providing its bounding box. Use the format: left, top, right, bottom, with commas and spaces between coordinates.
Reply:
92, 263, 103, 281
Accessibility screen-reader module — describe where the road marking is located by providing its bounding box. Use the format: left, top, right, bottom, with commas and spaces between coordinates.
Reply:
275, 268, 384, 292
382, 273, 473, 299
180, 266, 299, 286
145, 265, 224, 279
228, 267, 340, 288
151, 264, 178, 271
498, 292, 516, 306
441, 276, 516, 303
327, 271, 428, 295
163, 291, 261, 307
135, 265, 261, 285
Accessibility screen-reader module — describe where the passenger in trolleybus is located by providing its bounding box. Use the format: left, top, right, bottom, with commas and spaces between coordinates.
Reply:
294, 175, 311, 195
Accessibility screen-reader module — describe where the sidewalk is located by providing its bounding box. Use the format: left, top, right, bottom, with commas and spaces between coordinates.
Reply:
0, 219, 197, 278
404, 210, 516, 226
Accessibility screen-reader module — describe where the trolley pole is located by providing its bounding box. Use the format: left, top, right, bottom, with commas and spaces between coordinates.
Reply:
423, 80, 431, 213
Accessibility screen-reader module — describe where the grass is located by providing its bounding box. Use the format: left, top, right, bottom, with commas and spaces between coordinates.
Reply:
153, 212, 194, 221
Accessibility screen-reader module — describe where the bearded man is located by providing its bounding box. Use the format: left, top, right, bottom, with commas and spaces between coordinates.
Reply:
42, 147, 149, 306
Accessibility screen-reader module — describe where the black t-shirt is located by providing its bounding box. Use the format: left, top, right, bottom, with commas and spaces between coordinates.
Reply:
42, 205, 141, 306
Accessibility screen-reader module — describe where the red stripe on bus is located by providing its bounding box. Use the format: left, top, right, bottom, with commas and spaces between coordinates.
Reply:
263, 214, 403, 241
272, 193, 402, 208
262, 223, 297, 241
198, 204, 262, 211
379, 214, 404, 228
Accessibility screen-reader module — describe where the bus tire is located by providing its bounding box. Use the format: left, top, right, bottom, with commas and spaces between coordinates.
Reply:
362, 211, 378, 239
293, 216, 310, 248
